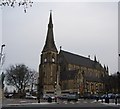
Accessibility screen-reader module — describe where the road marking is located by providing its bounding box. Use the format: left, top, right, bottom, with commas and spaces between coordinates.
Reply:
70, 102, 75, 104
7, 102, 56, 106
102, 103, 120, 106
20, 101, 27, 103
91, 100, 97, 103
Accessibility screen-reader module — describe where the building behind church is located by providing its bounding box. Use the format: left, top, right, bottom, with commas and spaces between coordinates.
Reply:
38, 12, 109, 97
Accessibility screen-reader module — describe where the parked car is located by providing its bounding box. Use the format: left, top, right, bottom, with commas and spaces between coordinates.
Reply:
25, 95, 37, 100
100, 94, 106, 99
59, 94, 69, 100
43, 94, 55, 100
115, 94, 120, 98
49, 95, 55, 100
43, 95, 49, 100
4, 93, 13, 98
67, 94, 78, 101
91, 94, 99, 99
100, 93, 115, 99
108, 93, 115, 99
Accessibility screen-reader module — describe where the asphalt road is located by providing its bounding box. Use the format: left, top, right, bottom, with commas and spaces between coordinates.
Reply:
1, 98, 120, 109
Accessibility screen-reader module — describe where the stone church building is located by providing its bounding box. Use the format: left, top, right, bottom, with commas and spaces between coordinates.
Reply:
39, 12, 109, 96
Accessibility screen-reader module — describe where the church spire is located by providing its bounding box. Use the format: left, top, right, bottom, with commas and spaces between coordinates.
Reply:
49, 10, 52, 26
94, 55, 97, 62
42, 11, 58, 53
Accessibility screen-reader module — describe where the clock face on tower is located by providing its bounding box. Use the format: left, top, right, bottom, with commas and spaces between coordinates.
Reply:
52, 58, 55, 62
44, 58, 47, 62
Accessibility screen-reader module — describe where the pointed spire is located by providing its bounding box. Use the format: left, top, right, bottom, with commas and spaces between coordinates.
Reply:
60, 46, 62, 50
104, 64, 106, 71
107, 66, 109, 72
42, 11, 58, 53
49, 10, 52, 23
88, 55, 90, 59
94, 55, 97, 62
48, 10, 53, 28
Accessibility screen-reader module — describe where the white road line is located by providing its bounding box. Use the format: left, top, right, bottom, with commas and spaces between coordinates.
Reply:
83, 101, 87, 103
102, 103, 120, 106
7, 102, 56, 106
20, 101, 27, 103
70, 102, 75, 104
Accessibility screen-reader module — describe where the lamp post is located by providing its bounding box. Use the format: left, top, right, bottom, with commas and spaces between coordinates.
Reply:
1, 72, 5, 90
0, 44, 5, 102
77, 72, 80, 98
0, 44, 5, 89
54, 81, 57, 102
37, 77, 40, 103
0, 44, 5, 65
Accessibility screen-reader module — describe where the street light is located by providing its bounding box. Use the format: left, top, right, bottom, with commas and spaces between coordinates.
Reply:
0, 44, 5, 87
54, 81, 57, 102
0, 44, 5, 64
37, 77, 40, 103
0, 44, 5, 100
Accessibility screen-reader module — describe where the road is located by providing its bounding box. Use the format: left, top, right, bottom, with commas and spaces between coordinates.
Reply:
1, 98, 120, 109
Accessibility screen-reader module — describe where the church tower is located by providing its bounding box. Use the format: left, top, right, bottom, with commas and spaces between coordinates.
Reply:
39, 11, 58, 94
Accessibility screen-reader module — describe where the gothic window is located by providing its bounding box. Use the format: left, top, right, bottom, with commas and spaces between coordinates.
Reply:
50, 71, 52, 76
44, 72, 46, 76
50, 77, 53, 82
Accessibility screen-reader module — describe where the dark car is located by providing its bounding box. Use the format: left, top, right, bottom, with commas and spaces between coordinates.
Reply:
59, 94, 69, 100
108, 93, 115, 99
67, 94, 78, 101
100, 93, 115, 99
43, 94, 55, 100
25, 95, 37, 100
115, 94, 120, 98
4, 94, 13, 98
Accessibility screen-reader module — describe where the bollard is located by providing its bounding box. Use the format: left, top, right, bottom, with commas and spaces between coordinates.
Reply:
105, 97, 109, 103
107, 98, 109, 104
38, 99, 40, 103
37, 96, 40, 103
96, 97, 99, 102
115, 97, 117, 104
55, 97, 57, 102
48, 97, 52, 103
101, 99, 103, 103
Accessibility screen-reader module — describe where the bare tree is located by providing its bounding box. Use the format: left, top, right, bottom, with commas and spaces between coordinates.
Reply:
29, 70, 37, 93
5, 64, 36, 93
0, 0, 33, 13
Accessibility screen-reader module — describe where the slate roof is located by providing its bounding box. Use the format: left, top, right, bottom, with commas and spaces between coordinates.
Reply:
60, 70, 102, 82
85, 75, 102, 82
60, 70, 78, 80
59, 50, 103, 70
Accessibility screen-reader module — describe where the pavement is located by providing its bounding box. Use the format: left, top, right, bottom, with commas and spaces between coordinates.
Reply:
1, 98, 120, 109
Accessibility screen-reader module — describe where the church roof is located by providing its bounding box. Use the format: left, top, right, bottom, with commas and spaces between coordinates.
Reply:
42, 11, 58, 53
85, 75, 102, 82
59, 50, 103, 70
60, 70, 78, 80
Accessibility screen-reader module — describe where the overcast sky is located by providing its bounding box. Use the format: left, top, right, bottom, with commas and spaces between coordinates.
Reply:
0, 2, 119, 74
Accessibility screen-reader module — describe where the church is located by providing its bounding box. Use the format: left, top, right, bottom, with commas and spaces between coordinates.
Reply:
39, 12, 109, 96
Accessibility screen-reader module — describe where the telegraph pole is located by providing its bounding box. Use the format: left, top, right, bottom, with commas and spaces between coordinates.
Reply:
0, 44, 5, 104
